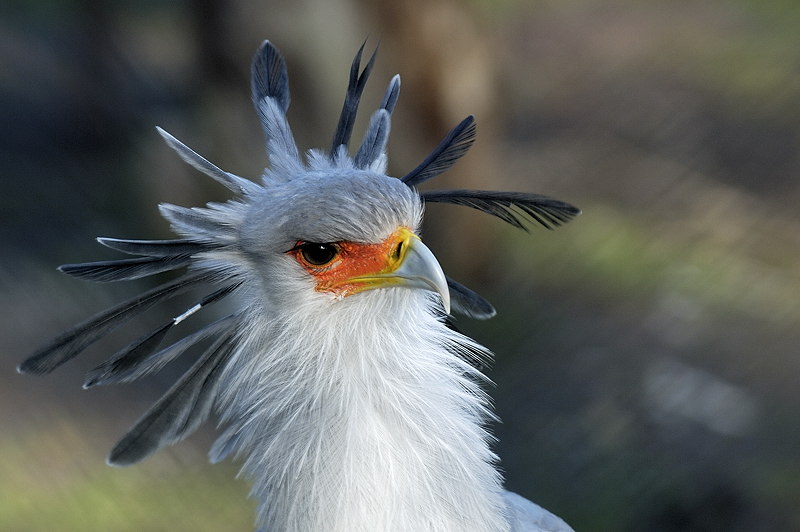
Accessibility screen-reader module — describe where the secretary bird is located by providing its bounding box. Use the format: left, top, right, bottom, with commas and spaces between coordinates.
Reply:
20, 40, 578, 532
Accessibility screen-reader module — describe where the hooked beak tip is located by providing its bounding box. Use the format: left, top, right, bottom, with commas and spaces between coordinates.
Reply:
394, 237, 450, 314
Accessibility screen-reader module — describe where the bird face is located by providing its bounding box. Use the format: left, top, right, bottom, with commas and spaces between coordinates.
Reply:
287, 226, 450, 313
238, 169, 449, 311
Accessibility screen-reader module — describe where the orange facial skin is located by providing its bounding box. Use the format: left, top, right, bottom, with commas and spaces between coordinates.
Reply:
288, 227, 417, 297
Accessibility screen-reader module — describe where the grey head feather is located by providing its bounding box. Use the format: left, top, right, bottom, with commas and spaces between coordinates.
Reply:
353, 109, 391, 172
208, 422, 241, 464
158, 203, 240, 243
258, 97, 301, 177
352, 70, 400, 171
240, 169, 422, 258
380, 74, 401, 114
156, 127, 259, 196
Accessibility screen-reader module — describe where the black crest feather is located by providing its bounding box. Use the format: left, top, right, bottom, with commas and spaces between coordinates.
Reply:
401, 116, 476, 186
58, 256, 193, 282
83, 284, 241, 388
422, 189, 580, 231
331, 41, 379, 154
107, 330, 237, 466
96, 237, 215, 257
18, 271, 217, 375
447, 276, 496, 320
251, 40, 290, 113
380, 74, 401, 114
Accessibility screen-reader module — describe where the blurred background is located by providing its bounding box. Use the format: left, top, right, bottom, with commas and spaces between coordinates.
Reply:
2, 0, 800, 530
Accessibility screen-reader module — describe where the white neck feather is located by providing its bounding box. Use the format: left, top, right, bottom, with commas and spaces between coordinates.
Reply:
215, 288, 509, 532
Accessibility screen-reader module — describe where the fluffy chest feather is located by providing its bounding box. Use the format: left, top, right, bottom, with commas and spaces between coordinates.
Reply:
213, 289, 508, 532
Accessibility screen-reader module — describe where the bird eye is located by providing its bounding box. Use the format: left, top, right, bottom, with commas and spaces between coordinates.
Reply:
393, 241, 404, 260
298, 242, 338, 266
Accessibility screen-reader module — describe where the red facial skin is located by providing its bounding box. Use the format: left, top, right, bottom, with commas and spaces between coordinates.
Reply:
288, 227, 414, 297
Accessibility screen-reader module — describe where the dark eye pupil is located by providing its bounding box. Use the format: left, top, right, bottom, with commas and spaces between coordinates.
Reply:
300, 243, 337, 265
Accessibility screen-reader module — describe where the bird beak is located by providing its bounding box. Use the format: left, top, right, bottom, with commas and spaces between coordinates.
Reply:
390, 234, 451, 314
348, 228, 451, 314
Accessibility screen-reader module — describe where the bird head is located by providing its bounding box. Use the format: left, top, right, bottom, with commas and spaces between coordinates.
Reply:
237, 167, 448, 313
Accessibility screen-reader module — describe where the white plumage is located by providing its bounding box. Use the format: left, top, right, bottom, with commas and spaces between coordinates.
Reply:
20, 40, 578, 532
215, 290, 505, 531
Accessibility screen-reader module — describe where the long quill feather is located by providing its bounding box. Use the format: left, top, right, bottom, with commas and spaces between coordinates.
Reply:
17, 271, 216, 375
422, 189, 580, 230
108, 330, 237, 466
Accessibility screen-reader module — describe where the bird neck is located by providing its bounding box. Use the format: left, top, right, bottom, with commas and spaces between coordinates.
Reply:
216, 290, 509, 532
